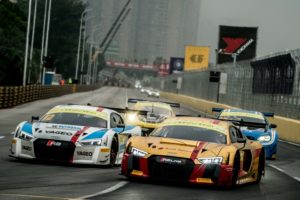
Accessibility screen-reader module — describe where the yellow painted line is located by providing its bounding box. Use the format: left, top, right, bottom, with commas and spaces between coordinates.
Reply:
0, 193, 78, 200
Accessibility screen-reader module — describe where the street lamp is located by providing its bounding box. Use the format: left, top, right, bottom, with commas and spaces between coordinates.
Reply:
23, 0, 33, 86
75, 9, 92, 81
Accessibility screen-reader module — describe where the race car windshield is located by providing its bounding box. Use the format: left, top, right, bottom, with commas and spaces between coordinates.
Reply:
40, 113, 107, 128
137, 106, 172, 116
150, 125, 226, 144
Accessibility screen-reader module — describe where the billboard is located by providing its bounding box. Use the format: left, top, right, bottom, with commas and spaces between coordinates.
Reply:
169, 57, 184, 74
184, 46, 210, 71
217, 25, 258, 64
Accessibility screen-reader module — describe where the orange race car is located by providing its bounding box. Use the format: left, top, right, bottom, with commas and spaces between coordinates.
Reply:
121, 117, 265, 187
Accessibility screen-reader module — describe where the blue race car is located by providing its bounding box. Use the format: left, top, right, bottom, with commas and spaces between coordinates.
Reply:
213, 108, 278, 160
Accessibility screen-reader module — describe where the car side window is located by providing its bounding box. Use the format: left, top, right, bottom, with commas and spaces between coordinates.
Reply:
110, 113, 124, 128
229, 126, 238, 143
234, 127, 245, 139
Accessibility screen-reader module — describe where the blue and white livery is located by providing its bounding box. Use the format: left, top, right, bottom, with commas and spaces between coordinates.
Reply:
10, 105, 142, 165
213, 108, 278, 159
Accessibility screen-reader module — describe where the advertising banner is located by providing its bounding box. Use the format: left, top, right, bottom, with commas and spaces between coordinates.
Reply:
217, 25, 257, 64
169, 57, 184, 74
184, 46, 210, 71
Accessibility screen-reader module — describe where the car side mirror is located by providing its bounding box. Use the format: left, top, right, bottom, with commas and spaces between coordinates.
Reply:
237, 137, 246, 143
31, 116, 39, 122
270, 124, 277, 129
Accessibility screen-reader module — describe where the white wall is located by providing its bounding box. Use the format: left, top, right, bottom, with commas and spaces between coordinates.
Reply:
196, 0, 300, 63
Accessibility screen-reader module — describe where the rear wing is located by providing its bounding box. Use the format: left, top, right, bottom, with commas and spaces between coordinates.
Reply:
262, 112, 274, 117
128, 98, 180, 108
99, 106, 148, 116
212, 108, 224, 113
212, 107, 274, 117
219, 119, 267, 129
176, 114, 202, 117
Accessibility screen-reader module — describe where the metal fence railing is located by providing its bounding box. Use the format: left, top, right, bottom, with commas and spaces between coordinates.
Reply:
151, 49, 300, 120
0, 84, 102, 109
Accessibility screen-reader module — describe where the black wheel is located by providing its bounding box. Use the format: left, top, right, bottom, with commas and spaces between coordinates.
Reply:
110, 136, 118, 166
255, 148, 265, 183
231, 152, 240, 188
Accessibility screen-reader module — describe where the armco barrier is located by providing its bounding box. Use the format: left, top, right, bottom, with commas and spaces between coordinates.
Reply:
0, 84, 101, 109
161, 92, 300, 144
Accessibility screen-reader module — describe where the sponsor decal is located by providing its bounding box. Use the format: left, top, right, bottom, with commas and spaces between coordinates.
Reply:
157, 157, 186, 165
22, 145, 32, 151
45, 130, 73, 136
46, 140, 62, 147
51, 125, 82, 131
77, 151, 93, 157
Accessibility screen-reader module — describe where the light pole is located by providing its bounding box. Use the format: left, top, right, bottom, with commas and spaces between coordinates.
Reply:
39, 0, 48, 84
28, 0, 38, 84
22, 0, 33, 86
75, 9, 91, 81
42, 0, 53, 85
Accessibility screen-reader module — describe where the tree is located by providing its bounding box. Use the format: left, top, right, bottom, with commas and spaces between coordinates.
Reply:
35, 0, 85, 80
0, 0, 26, 85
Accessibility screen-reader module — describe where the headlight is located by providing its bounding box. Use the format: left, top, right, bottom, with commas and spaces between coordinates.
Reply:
19, 132, 34, 141
126, 113, 137, 122
79, 139, 102, 146
198, 157, 223, 164
132, 147, 148, 157
258, 135, 271, 142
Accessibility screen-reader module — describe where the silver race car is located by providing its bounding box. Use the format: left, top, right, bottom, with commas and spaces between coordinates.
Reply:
10, 105, 141, 166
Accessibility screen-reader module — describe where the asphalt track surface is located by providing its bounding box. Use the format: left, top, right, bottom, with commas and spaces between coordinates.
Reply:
0, 87, 299, 200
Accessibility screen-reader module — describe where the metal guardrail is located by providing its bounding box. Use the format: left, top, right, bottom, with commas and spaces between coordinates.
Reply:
0, 84, 102, 109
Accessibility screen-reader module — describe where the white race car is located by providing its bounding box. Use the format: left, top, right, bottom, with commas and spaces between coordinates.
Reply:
10, 105, 141, 166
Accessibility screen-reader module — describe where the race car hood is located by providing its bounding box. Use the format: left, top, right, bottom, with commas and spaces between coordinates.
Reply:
31, 122, 107, 142
129, 136, 229, 159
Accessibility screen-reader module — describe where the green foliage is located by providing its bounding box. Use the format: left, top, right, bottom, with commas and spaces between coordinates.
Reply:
35, 0, 85, 79
0, 0, 85, 85
0, 0, 26, 85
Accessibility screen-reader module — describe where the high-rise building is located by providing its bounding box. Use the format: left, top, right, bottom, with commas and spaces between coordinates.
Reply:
86, 0, 200, 64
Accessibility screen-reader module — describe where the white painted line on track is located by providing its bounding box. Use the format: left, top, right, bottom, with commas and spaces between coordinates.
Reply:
294, 177, 300, 182
0, 193, 70, 200
268, 164, 300, 182
0, 136, 5, 139
278, 139, 300, 147
78, 181, 128, 199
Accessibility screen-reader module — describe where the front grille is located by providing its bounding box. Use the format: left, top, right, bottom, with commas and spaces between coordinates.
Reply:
148, 156, 195, 181
33, 139, 76, 161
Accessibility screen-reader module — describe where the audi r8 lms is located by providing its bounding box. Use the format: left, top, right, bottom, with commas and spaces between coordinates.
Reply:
10, 104, 141, 165
125, 99, 179, 135
121, 117, 265, 187
213, 108, 278, 159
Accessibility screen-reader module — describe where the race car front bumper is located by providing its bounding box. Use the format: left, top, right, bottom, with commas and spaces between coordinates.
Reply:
10, 138, 112, 165
121, 153, 234, 186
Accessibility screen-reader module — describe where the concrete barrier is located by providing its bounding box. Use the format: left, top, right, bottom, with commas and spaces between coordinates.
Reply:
161, 92, 300, 144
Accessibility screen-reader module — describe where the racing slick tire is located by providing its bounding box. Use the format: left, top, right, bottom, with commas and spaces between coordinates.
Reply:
110, 136, 118, 166
255, 148, 265, 184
